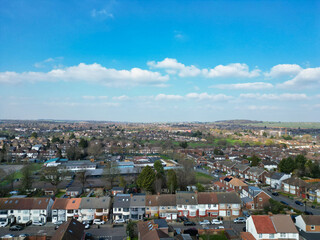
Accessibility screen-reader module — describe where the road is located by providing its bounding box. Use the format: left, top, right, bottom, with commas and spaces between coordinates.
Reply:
264, 188, 320, 215
0, 224, 126, 240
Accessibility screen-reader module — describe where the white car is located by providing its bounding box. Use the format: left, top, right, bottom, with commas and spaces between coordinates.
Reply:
114, 219, 125, 224
0, 222, 8, 228
1, 235, 14, 239
32, 221, 44, 226
211, 219, 223, 225
93, 219, 105, 225
215, 226, 225, 229
199, 220, 210, 225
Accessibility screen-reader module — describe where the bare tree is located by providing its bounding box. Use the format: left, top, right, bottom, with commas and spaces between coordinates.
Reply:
103, 161, 120, 189
77, 170, 88, 193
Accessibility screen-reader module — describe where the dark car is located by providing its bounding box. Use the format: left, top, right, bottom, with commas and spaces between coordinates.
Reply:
24, 220, 32, 226
9, 225, 24, 231
272, 192, 279, 196
311, 205, 315, 209
304, 211, 313, 215
280, 201, 289, 205
183, 228, 198, 236
178, 216, 189, 222
184, 221, 196, 226
295, 201, 304, 206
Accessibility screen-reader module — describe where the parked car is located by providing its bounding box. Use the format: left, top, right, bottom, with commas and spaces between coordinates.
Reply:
183, 228, 198, 236
199, 220, 210, 225
1, 234, 14, 239
184, 221, 196, 226
179, 216, 189, 222
234, 217, 246, 223
85, 232, 93, 240
82, 222, 90, 229
19, 234, 29, 238
295, 201, 304, 206
311, 205, 315, 209
272, 192, 279, 196
32, 221, 44, 226
114, 219, 125, 224
211, 219, 223, 225
54, 221, 64, 225
0, 222, 8, 228
280, 201, 289, 206
215, 226, 225, 229
304, 211, 313, 215
9, 225, 24, 231
243, 227, 246, 232
93, 219, 105, 225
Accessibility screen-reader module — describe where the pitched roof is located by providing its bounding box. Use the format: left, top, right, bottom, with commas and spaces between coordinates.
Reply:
270, 172, 287, 180
216, 192, 241, 204
301, 215, 320, 225
146, 195, 160, 207
79, 197, 111, 209
283, 177, 307, 187
0, 198, 51, 210
247, 167, 266, 176
51, 218, 85, 240
157, 194, 176, 206
197, 192, 218, 204
113, 194, 131, 208
251, 215, 276, 234
130, 195, 146, 207
176, 192, 197, 205
271, 215, 298, 233
233, 163, 250, 172
229, 178, 248, 187
138, 220, 169, 240
52, 198, 81, 210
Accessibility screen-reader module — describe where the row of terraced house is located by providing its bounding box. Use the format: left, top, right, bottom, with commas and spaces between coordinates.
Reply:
0, 192, 241, 225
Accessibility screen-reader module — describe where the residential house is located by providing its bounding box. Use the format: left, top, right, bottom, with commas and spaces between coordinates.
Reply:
246, 167, 267, 183
259, 160, 277, 171
130, 194, 146, 220
295, 215, 320, 233
113, 194, 131, 221
246, 215, 299, 240
111, 187, 124, 196
217, 192, 241, 217
317, 189, 320, 203
137, 219, 170, 240
220, 161, 236, 174
241, 186, 271, 210
0, 198, 53, 224
220, 176, 248, 193
145, 195, 159, 218
232, 164, 250, 178
66, 187, 83, 198
197, 192, 219, 217
176, 192, 198, 218
158, 194, 178, 221
265, 172, 291, 189
79, 197, 111, 222
51, 218, 85, 240
306, 183, 320, 202
52, 198, 81, 223
282, 177, 308, 198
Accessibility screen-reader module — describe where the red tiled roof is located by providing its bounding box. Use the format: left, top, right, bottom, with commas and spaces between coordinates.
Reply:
252, 215, 276, 234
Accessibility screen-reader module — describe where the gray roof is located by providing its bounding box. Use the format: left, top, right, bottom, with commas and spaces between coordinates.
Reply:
270, 172, 287, 180
247, 167, 265, 176
216, 192, 241, 204
176, 192, 197, 205
241, 197, 253, 204
113, 194, 131, 208
233, 163, 250, 172
154, 219, 168, 228
130, 195, 146, 207
80, 197, 111, 209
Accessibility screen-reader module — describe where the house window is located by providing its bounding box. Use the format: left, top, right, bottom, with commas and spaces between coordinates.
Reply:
311, 225, 315, 230
259, 234, 262, 238
269, 234, 274, 239
259, 198, 262, 202
280, 233, 286, 238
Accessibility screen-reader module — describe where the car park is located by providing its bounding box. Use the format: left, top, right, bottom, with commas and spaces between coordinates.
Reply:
9, 225, 24, 231
184, 221, 196, 226
234, 217, 246, 223
199, 220, 210, 225
211, 219, 223, 225
93, 219, 105, 225
295, 200, 303, 206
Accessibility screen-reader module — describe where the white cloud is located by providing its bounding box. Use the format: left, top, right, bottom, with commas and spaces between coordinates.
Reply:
278, 67, 320, 89
91, 9, 114, 19
0, 63, 169, 87
265, 64, 302, 78
236, 105, 279, 111
185, 92, 233, 101
155, 94, 184, 101
112, 95, 130, 101
205, 63, 260, 78
240, 93, 308, 101
82, 96, 108, 100
174, 31, 187, 41
34, 57, 64, 68
148, 58, 260, 78
214, 82, 273, 90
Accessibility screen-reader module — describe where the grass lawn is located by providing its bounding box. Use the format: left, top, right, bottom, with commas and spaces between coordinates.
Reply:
279, 192, 296, 199
196, 172, 213, 184
199, 233, 228, 240
55, 191, 65, 198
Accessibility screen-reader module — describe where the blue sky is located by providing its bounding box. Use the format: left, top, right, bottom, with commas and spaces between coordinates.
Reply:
0, 0, 320, 122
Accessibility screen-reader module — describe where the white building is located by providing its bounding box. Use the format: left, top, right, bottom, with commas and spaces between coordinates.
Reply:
51, 198, 81, 223
79, 197, 111, 222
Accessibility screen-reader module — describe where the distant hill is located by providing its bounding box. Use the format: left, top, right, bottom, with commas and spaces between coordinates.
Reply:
215, 120, 263, 124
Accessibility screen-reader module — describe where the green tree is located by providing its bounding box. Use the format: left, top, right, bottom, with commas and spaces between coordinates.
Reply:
196, 183, 205, 192
265, 199, 284, 214
79, 138, 89, 149
69, 133, 75, 139
249, 155, 261, 167
31, 132, 38, 138
137, 166, 155, 193
167, 169, 178, 193
20, 165, 33, 192
278, 157, 295, 174
295, 154, 307, 176
179, 142, 188, 149
154, 160, 164, 178
119, 176, 127, 188
51, 136, 60, 143
262, 132, 267, 137
126, 220, 137, 239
